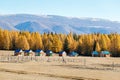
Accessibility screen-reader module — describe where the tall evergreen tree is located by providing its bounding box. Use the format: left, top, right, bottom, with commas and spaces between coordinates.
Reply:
63, 38, 69, 53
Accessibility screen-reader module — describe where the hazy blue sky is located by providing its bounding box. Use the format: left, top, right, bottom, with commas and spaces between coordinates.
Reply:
0, 0, 120, 21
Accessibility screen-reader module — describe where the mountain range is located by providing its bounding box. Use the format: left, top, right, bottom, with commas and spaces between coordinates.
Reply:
0, 14, 120, 34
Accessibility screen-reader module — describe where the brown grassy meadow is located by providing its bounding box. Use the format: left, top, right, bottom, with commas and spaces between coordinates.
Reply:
0, 50, 120, 80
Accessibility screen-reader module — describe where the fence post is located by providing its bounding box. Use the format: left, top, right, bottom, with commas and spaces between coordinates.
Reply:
47, 57, 50, 62
8, 55, 10, 62
31, 56, 32, 61
8, 55, 9, 62
84, 58, 86, 67
62, 56, 66, 63
112, 62, 114, 70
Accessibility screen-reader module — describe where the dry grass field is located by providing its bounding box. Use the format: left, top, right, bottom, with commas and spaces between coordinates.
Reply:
0, 50, 14, 56
0, 51, 120, 80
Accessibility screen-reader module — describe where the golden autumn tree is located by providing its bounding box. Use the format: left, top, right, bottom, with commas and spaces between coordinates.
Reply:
16, 35, 29, 50
0, 29, 3, 49
20, 31, 31, 39
28, 35, 35, 50
42, 33, 49, 50
116, 35, 120, 56
9, 31, 19, 50
51, 34, 63, 52
1, 30, 11, 50
110, 34, 120, 56
95, 42, 101, 52
82, 34, 94, 55
99, 34, 107, 51
66, 32, 77, 52
47, 33, 53, 50
59, 33, 66, 49
32, 32, 43, 50
77, 37, 83, 54
104, 34, 111, 50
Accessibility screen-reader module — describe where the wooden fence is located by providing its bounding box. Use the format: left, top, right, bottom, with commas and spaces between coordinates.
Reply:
0, 56, 82, 63
0, 56, 120, 72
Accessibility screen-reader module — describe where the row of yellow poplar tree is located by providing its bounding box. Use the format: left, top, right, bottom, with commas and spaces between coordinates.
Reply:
0, 29, 120, 57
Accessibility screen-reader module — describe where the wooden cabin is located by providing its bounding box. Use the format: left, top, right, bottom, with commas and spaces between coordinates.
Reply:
14, 49, 23, 56
68, 51, 78, 57
46, 50, 53, 56
35, 49, 46, 56
59, 51, 67, 57
24, 50, 34, 56
92, 51, 99, 57
100, 51, 111, 57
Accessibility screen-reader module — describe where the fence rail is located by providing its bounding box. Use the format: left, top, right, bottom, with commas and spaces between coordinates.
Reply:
0, 56, 82, 63
0, 56, 120, 72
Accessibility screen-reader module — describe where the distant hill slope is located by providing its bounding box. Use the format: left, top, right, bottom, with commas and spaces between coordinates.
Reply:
0, 14, 120, 33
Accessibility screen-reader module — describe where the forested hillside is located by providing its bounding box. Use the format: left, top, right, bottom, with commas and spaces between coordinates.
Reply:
0, 29, 120, 57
